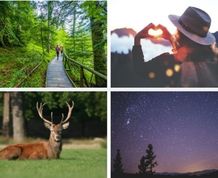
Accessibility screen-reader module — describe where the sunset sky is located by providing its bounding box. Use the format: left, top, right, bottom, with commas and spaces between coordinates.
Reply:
111, 92, 218, 173
109, 0, 218, 34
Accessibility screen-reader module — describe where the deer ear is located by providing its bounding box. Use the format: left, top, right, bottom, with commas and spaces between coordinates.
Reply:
44, 122, 51, 129
62, 122, 69, 129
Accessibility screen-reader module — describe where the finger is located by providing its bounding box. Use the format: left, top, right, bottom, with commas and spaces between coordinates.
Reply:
137, 24, 153, 37
156, 24, 167, 31
146, 23, 155, 29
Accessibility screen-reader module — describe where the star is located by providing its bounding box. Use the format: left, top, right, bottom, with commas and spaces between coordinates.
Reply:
112, 92, 218, 173
126, 119, 130, 125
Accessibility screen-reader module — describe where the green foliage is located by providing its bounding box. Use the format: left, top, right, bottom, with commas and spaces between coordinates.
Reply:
0, 148, 106, 178
26, 43, 41, 54
71, 92, 107, 122
0, 1, 36, 47
81, 1, 107, 86
82, 0, 107, 37
55, 28, 68, 46
0, 48, 47, 87
17, 92, 107, 123
62, 1, 107, 87
0, 1, 107, 87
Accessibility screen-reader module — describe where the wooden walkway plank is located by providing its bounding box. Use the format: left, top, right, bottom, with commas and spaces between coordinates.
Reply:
46, 55, 73, 88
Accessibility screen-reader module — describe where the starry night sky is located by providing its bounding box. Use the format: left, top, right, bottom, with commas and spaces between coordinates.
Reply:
111, 92, 218, 173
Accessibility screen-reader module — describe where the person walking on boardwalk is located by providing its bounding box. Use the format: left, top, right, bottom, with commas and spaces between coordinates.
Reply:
60, 46, 63, 55
55, 45, 60, 60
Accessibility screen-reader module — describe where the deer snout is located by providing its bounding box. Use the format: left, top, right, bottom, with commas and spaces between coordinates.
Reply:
55, 135, 61, 142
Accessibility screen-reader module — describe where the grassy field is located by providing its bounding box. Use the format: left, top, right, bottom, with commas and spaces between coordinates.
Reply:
0, 148, 106, 178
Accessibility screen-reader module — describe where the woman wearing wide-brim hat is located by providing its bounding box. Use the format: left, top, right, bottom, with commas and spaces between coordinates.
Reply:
133, 6, 218, 87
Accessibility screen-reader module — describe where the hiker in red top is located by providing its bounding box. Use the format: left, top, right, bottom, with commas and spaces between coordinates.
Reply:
55, 45, 60, 60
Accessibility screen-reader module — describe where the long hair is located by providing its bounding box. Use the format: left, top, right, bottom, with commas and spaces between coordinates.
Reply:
177, 31, 215, 62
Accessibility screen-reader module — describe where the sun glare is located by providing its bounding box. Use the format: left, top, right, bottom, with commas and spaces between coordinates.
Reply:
110, 0, 218, 33
148, 28, 163, 37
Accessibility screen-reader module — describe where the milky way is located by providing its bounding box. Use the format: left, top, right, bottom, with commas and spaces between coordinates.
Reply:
111, 92, 218, 173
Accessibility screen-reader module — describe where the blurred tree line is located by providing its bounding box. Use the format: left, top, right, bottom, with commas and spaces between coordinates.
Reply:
0, 92, 107, 142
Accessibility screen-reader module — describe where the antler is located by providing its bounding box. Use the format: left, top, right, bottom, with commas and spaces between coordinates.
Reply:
36, 102, 53, 125
61, 101, 74, 123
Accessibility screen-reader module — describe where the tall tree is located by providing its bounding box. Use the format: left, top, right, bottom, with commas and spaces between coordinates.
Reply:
0, 1, 107, 87
47, 1, 52, 53
37, 1, 60, 53
2, 92, 10, 137
82, 1, 107, 86
138, 156, 147, 174
0, 1, 35, 47
138, 144, 158, 175
113, 149, 124, 175
11, 92, 25, 143
145, 144, 158, 175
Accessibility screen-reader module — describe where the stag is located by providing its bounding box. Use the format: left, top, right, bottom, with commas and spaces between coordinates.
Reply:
0, 101, 74, 160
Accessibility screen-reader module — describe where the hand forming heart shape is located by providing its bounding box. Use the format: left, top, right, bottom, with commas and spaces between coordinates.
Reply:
148, 28, 163, 37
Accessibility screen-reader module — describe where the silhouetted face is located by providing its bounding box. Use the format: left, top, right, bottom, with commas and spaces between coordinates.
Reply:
173, 30, 193, 62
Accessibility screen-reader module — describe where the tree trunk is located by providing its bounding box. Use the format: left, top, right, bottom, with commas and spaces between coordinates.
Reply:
47, 1, 52, 53
40, 25, 45, 56
2, 92, 10, 137
11, 92, 25, 143
72, 3, 77, 59
90, 2, 107, 87
40, 5, 45, 56
47, 14, 50, 52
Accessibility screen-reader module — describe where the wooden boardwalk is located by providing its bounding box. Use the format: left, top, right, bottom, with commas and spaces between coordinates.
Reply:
46, 55, 73, 87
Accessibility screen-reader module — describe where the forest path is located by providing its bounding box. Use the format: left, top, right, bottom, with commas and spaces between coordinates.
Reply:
46, 55, 73, 87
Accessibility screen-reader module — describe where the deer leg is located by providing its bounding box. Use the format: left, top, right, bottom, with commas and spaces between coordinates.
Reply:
28, 152, 47, 159
0, 146, 22, 160
28, 152, 41, 159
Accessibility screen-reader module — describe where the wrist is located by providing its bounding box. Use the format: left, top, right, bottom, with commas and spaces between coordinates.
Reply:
134, 36, 141, 46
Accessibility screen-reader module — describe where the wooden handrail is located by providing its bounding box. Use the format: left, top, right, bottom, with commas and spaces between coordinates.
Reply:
63, 52, 107, 81
14, 61, 44, 87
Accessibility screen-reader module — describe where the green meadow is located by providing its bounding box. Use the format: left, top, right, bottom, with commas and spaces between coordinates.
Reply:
0, 148, 106, 178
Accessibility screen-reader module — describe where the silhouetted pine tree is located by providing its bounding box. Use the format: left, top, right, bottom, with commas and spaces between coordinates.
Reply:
138, 144, 158, 175
138, 155, 147, 174
113, 149, 124, 175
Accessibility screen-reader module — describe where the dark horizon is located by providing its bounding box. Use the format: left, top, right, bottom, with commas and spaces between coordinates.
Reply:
111, 92, 218, 173
114, 168, 218, 174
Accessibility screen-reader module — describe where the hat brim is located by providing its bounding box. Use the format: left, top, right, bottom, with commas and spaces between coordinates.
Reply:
168, 15, 215, 45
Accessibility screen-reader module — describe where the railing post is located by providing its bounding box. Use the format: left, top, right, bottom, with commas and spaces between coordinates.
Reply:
63, 54, 66, 67
64, 52, 107, 87
80, 66, 84, 87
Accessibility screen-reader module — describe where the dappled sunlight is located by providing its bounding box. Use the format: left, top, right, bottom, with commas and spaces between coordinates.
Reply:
110, 0, 218, 33
148, 72, 156, 79
174, 64, 181, 72
165, 68, 174, 77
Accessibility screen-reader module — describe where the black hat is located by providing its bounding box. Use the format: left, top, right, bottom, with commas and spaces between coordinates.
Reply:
169, 6, 215, 45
